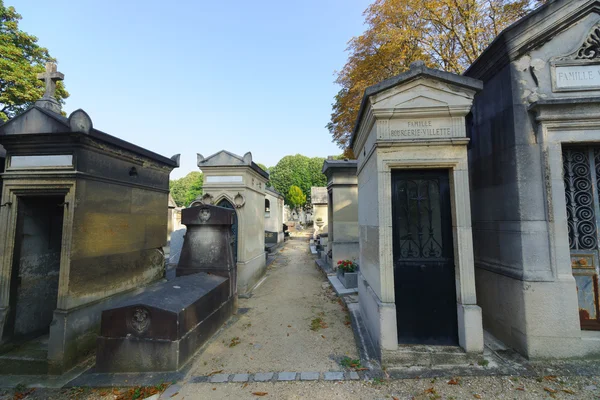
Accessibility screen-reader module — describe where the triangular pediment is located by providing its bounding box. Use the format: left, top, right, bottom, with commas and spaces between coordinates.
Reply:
371, 80, 476, 111
199, 150, 246, 166
0, 106, 69, 135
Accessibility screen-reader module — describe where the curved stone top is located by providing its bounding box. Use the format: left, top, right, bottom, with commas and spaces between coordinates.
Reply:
182, 204, 235, 226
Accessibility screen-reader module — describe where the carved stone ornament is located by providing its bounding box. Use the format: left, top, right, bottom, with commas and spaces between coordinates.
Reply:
234, 193, 246, 208
199, 207, 211, 222
130, 307, 151, 334
576, 25, 600, 60
556, 24, 600, 61
201, 193, 214, 205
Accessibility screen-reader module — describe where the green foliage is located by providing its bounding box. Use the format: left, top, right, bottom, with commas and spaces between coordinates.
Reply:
287, 185, 306, 210
169, 171, 204, 207
0, 1, 69, 121
269, 154, 327, 205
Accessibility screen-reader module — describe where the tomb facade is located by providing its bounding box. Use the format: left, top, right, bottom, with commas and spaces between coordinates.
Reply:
351, 61, 484, 364
311, 187, 328, 239
265, 187, 284, 246
0, 64, 178, 374
465, 0, 600, 358
322, 159, 359, 267
196, 150, 268, 294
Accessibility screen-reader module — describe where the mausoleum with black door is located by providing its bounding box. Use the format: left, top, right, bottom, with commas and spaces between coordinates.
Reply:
351, 61, 484, 365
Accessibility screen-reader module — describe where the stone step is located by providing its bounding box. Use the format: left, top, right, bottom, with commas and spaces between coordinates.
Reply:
383, 345, 482, 368
0, 335, 49, 375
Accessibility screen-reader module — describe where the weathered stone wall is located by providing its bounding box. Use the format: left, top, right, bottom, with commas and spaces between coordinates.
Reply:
264, 191, 283, 243
467, 8, 600, 358
328, 169, 359, 265
68, 178, 166, 308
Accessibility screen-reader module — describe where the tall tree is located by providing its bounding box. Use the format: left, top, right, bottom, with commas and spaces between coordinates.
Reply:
0, 1, 69, 122
269, 154, 327, 205
287, 185, 306, 212
169, 171, 204, 207
328, 0, 544, 151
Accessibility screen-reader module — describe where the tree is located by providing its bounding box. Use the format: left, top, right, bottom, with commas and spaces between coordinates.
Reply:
287, 185, 306, 212
328, 0, 545, 151
169, 172, 204, 207
269, 154, 327, 205
0, 1, 69, 122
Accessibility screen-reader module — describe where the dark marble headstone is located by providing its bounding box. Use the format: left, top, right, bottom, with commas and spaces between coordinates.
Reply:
265, 231, 278, 244
176, 205, 237, 298
95, 204, 237, 373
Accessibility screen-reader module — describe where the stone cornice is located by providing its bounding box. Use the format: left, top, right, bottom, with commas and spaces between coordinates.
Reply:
465, 0, 600, 82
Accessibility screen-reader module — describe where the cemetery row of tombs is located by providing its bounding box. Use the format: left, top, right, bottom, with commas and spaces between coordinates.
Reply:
0, 0, 600, 377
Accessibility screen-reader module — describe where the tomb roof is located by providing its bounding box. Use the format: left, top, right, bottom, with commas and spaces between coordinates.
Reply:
322, 159, 357, 174
350, 61, 483, 148
266, 186, 284, 198
465, 0, 597, 81
0, 105, 178, 167
197, 150, 269, 179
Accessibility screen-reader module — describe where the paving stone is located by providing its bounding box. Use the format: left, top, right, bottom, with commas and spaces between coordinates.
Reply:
231, 374, 250, 382
189, 376, 209, 383
300, 372, 320, 381
347, 371, 360, 380
209, 374, 230, 383
277, 372, 297, 381
159, 384, 182, 399
253, 372, 274, 382
324, 371, 344, 381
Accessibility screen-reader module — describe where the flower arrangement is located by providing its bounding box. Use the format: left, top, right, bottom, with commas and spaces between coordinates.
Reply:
337, 259, 357, 273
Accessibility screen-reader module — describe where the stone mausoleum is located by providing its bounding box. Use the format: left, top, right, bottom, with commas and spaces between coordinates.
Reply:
465, 0, 600, 359
196, 150, 269, 295
323, 158, 359, 267
352, 61, 484, 365
264, 186, 284, 247
0, 64, 179, 374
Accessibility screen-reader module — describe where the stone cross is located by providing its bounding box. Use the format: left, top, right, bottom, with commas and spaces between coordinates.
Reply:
37, 62, 64, 99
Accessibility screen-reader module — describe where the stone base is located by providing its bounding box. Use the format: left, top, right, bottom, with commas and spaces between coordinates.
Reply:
382, 345, 482, 367
95, 273, 234, 373
237, 252, 267, 295
475, 267, 598, 359
337, 269, 358, 289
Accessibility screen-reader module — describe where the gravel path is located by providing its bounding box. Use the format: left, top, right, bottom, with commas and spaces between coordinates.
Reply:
186, 237, 359, 376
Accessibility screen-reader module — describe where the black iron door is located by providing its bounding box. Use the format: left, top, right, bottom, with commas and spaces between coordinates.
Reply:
217, 199, 238, 263
391, 170, 458, 345
563, 147, 600, 330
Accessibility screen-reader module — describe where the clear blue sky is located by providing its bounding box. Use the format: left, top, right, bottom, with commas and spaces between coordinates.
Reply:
9, 0, 371, 178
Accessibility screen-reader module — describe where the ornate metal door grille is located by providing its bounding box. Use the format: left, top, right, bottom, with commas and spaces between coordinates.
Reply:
563, 147, 600, 330
391, 170, 457, 345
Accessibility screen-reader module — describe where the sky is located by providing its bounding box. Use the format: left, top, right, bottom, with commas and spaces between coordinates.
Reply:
8, 0, 371, 178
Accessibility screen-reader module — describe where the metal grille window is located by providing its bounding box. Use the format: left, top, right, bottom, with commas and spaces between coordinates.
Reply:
563, 147, 600, 330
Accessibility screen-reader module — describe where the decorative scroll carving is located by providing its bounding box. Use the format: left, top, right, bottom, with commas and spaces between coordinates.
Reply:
577, 25, 600, 60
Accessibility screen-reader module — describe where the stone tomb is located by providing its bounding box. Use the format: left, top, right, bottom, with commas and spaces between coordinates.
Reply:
465, 0, 600, 359
311, 187, 328, 240
96, 205, 236, 373
0, 63, 179, 374
351, 61, 484, 365
322, 159, 359, 267
264, 187, 284, 251
196, 150, 268, 295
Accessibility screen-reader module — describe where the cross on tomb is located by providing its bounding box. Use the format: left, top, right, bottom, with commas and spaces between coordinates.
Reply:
37, 62, 64, 99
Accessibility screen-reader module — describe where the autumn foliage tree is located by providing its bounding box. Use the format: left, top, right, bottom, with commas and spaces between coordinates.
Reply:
328, 0, 546, 151
0, 1, 68, 122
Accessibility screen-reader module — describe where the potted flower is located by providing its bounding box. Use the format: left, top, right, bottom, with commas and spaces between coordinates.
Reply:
336, 260, 358, 289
